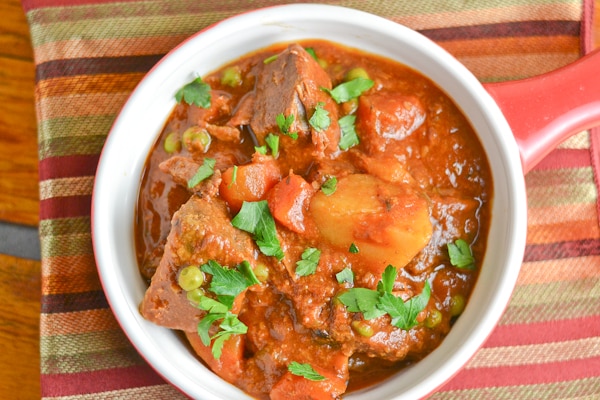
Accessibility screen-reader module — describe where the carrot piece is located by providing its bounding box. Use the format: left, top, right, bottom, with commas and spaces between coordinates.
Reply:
270, 366, 347, 400
184, 331, 244, 385
219, 159, 281, 213
266, 173, 315, 233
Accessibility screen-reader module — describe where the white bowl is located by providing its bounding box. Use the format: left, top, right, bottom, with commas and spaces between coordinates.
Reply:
92, 4, 527, 399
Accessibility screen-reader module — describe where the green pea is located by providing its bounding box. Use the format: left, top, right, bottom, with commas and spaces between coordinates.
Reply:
345, 67, 370, 81
450, 294, 466, 317
425, 309, 443, 328
182, 126, 211, 152
221, 66, 242, 87
351, 320, 374, 337
178, 265, 204, 291
186, 287, 205, 304
163, 132, 181, 154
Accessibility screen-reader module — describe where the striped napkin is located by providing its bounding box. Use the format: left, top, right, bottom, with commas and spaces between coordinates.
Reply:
23, 0, 600, 398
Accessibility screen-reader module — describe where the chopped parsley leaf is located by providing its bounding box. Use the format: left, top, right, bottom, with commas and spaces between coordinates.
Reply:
336, 267, 354, 284
265, 133, 280, 158
201, 260, 260, 308
309, 102, 330, 132
263, 54, 278, 64
295, 247, 321, 276
231, 200, 284, 260
187, 158, 216, 188
305, 47, 318, 60
323, 77, 374, 104
196, 260, 260, 359
338, 114, 360, 150
349, 243, 359, 254
288, 362, 326, 381
338, 287, 386, 320
228, 165, 238, 188
255, 145, 267, 155
321, 176, 337, 195
378, 282, 431, 330
175, 77, 211, 108
337, 265, 431, 330
447, 239, 475, 269
276, 113, 299, 139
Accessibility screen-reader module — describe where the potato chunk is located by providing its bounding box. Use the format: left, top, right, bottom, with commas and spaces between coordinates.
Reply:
309, 174, 432, 275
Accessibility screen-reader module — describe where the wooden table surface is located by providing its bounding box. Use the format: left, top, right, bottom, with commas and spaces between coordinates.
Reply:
0, 1, 598, 399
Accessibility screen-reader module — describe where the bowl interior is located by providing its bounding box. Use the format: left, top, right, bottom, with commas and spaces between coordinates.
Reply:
92, 4, 527, 399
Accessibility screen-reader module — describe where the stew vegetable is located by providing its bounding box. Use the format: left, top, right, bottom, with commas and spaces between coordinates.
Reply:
135, 40, 492, 399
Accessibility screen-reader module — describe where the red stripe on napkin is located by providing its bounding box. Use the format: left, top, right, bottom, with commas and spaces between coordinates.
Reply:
40, 196, 92, 221
39, 155, 99, 180
443, 356, 600, 390
40, 365, 166, 397
485, 315, 600, 347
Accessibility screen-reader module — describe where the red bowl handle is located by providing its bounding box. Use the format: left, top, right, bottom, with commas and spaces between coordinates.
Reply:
484, 48, 600, 174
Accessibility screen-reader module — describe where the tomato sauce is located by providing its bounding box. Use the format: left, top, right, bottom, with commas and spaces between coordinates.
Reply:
135, 40, 492, 399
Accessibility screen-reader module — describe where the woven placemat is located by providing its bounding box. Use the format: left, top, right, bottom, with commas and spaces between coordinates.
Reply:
22, 0, 600, 398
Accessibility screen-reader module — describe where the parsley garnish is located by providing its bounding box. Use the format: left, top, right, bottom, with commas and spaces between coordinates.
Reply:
263, 54, 278, 64
295, 247, 321, 276
349, 243, 359, 254
201, 260, 260, 308
336, 267, 354, 284
187, 158, 216, 188
255, 145, 267, 155
339, 287, 385, 320
175, 77, 211, 108
305, 47, 318, 61
276, 113, 299, 139
338, 265, 431, 330
322, 77, 374, 104
447, 239, 475, 269
196, 260, 259, 359
231, 201, 284, 260
288, 362, 326, 381
309, 102, 330, 132
321, 176, 337, 195
378, 282, 431, 330
265, 133, 280, 157
338, 114, 360, 150
228, 165, 238, 188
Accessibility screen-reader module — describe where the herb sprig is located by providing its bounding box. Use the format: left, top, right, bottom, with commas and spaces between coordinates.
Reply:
321, 176, 337, 195
309, 102, 330, 132
447, 239, 475, 269
196, 260, 260, 359
338, 265, 431, 330
338, 114, 360, 150
322, 77, 374, 104
187, 158, 216, 188
231, 200, 284, 260
288, 362, 326, 381
175, 77, 212, 108
276, 113, 299, 139
295, 247, 321, 276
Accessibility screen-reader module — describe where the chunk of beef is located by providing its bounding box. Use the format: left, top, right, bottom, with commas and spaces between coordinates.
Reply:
240, 287, 350, 399
186, 90, 233, 127
205, 123, 240, 142
404, 194, 480, 276
229, 44, 340, 171
158, 156, 222, 196
140, 195, 256, 332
